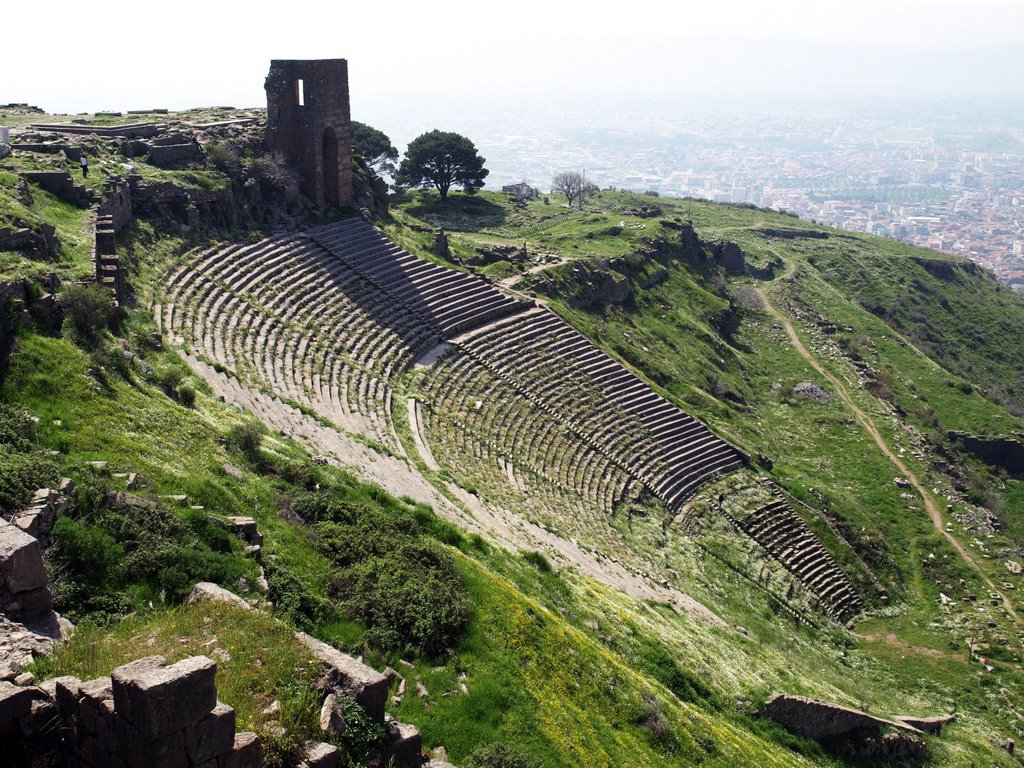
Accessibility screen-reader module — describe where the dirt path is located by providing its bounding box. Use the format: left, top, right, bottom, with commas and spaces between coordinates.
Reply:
756, 278, 1019, 624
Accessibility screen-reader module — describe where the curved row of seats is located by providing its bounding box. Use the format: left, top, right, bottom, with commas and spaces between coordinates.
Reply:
447, 309, 745, 512
420, 349, 631, 521
308, 219, 531, 337
731, 498, 862, 622
159, 231, 440, 450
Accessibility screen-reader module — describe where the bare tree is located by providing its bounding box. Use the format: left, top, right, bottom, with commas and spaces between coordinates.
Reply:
552, 171, 586, 207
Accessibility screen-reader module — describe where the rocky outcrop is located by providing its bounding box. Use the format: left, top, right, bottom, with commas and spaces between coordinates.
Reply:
188, 582, 253, 611
756, 227, 829, 240
352, 167, 389, 219
9, 483, 71, 541
950, 432, 1024, 475
0, 610, 71, 681
706, 239, 747, 276
705, 238, 780, 279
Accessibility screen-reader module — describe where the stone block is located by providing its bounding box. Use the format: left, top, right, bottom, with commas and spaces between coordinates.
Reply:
226, 517, 262, 546
188, 582, 252, 611
116, 717, 188, 768
218, 731, 262, 768
386, 722, 423, 768
53, 676, 82, 716
110, 655, 216, 739
0, 679, 35, 722
294, 632, 388, 722
300, 741, 340, 768
77, 677, 113, 735
184, 701, 236, 764
0, 519, 48, 593
19, 695, 58, 737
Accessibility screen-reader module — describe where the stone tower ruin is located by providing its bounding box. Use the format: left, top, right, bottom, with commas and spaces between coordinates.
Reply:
265, 59, 354, 208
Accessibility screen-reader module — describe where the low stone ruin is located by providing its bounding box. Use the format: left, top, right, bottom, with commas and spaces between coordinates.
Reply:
0, 519, 54, 621
894, 714, 957, 734
19, 170, 91, 207
295, 631, 425, 767
760, 693, 935, 761
0, 508, 73, 682
295, 632, 389, 722
8, 481, 72, 540
1, 654, 262, 768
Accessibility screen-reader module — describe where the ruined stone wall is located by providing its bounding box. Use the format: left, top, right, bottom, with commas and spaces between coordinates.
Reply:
265, 59, 353, 208
0, 655, 264, 768
97, 177, 133, 232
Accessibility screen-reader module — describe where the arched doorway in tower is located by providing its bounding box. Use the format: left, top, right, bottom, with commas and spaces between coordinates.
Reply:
322, 127, 340, 206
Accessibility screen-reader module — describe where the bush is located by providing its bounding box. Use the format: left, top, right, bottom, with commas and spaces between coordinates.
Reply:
50, 517, 124, 586
0, 447, 59, 516
205, 141, 242, 175
522, 550, 553, 573
175, 383, 196, 407
225, 419, 264, 460
153, 365, 184, 393
338, 540, 470, 657
52, 489, 254, 616
59, 283, 113, 344
263, 559, 331, 629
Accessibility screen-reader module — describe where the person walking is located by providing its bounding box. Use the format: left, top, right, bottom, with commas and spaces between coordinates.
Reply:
80, 155, 89, 178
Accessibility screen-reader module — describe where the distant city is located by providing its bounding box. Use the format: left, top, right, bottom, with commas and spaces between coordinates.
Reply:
379, 95, 1024, 290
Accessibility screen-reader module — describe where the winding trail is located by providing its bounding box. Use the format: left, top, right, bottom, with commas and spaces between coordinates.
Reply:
756, 273, 1019, 624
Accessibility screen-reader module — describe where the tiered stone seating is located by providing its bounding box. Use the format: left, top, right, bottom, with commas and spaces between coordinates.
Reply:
731, 497, 862, 622
308, 219, 531, 337
420, 349, 630, 528
159, 231, 440, 451
159, 219, 861, 622
448, 309, 745, 512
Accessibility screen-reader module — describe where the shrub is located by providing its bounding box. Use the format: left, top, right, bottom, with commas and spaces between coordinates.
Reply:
50, 517, 124, 586
175, 385, 196, 409
0, 447, 59, 516
522, 550, 553, 574
0, 403, 38, 450
153, 365, 184, 393
59, 283, 113, 343
205, 141, 242, 175
175, 383, 196, 407
225, 419, 264, 460
339, 540, 470, 657
263, 559, 331, 629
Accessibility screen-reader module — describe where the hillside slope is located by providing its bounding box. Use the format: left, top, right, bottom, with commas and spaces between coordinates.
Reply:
2, 132, 1023, 767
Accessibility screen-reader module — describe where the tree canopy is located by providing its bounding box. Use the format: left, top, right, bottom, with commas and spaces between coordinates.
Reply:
396, 130, 488, 202
551, 171, 595, 208
351, 121, 398, 175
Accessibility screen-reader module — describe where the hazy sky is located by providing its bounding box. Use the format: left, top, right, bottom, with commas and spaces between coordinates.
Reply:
5, 0, 1024, 115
